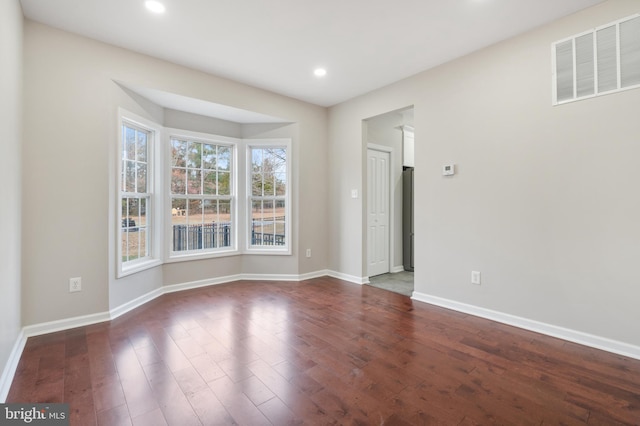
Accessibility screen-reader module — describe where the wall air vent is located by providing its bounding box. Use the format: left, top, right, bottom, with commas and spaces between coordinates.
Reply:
552, 14, 640, 105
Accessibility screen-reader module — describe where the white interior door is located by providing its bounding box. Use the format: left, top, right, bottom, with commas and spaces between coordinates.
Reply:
367, 148, 390, 277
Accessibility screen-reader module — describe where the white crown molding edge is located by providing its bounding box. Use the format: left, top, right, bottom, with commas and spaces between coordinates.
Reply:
412, 291, 640, 361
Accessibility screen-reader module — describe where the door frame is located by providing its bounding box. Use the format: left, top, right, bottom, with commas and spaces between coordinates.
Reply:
366, 143, 395, 278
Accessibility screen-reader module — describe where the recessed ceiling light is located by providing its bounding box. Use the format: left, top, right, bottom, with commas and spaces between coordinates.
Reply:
314, 68, 327, 78
145, 0, 166, 14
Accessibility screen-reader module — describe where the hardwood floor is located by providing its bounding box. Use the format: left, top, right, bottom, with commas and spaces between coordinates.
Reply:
7, 277, 640, 425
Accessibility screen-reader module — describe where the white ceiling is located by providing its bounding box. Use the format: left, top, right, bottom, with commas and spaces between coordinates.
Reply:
20, 0, 604, 107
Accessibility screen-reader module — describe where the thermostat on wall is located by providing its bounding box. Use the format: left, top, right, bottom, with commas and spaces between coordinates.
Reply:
442, 164, 455, 176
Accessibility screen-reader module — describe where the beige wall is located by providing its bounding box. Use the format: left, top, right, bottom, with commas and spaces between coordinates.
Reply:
329, 0, 640, 346
23, 21, 328, 324
0, 0, 23, 397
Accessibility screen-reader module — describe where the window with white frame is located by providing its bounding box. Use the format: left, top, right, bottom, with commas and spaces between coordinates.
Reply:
553, 14, 640, 105
170, 136, 235, 255
248, 142, 290, 252
119, 121, 154, 271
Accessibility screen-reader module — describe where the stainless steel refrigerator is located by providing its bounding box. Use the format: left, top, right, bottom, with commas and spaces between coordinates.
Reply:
403, 167, 414, 271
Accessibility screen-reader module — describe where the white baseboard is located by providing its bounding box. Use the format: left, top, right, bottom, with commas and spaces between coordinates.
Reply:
239, 273, 306, 282
326, 270, 368, 285
109, 287, 164, 320
412, 291, 640, 361
22, 311, 111, 338
163, 274, 243, 295
0, 330, 27, 403
390, 266, 405, 273
298, 269, 332, 281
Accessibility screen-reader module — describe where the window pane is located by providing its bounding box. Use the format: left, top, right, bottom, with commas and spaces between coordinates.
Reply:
275, 173, 286, 196
139, 197, 147, 228
187, 170, 202, 194
202, 144, 216, 170
125, 161, 135, 192
251, 200, 263, 246
204, 199, 218, 222
264, 199, 274, 218
121, 160, 126, 192
203, 171, 217, 195
136, 163, 147, 193
218, 171, 230, 195
121, 197, 129, 260
275, 219, 285, 246
138, 228, 148, 259
262, 222, 275, 245
130, 198, 140, 229
251, 149, 262, 172
203, 200, 217, 249
218, 146, 231, 171
187, 199, 203, 250
252, 173, 263, 196
172, 198, 187, 252
264, 173, 275, 196
125, 126, 136, 160
171, 168, 186, 194
270, 148, 286, 173
128, 229, 139, 260
187, 142, 202, 168
219, 200, 231, 223
275, 200, 286, 246
171, 139, 187, 167
136, 130, 148, 162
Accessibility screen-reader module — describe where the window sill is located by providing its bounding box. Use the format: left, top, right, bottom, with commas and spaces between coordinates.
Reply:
118, 258, 162, 278
166, 248, 241, 263
243, 247, 292, 256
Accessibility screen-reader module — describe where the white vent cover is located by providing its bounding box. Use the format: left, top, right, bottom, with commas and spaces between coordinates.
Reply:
553, 14, 640, 105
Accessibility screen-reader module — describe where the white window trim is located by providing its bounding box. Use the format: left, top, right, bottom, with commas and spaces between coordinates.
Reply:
116, 109, 163, 278
552, 13, 640, 105
244, 138, 292, 255
164, 128, 241, 262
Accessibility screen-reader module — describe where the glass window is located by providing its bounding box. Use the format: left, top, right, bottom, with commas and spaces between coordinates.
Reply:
120, 123, 152, 265
248, 145, 289, 251
170, 138, 235, 255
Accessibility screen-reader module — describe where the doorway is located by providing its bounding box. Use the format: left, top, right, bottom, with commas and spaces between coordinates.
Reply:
364, 107, 414, 295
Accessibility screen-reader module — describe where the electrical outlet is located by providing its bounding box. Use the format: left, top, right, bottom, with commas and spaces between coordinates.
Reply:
69, 277, 82, 292
306, 249, 312, 258
471, 271, 481, 285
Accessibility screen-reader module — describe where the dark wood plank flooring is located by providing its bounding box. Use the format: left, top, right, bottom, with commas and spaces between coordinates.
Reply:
7, 277, 640, 425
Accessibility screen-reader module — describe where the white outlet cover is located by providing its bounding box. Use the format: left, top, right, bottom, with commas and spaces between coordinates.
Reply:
471, 271, 481, 285
443, 164, 455, 176
70, 277, 82, 292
